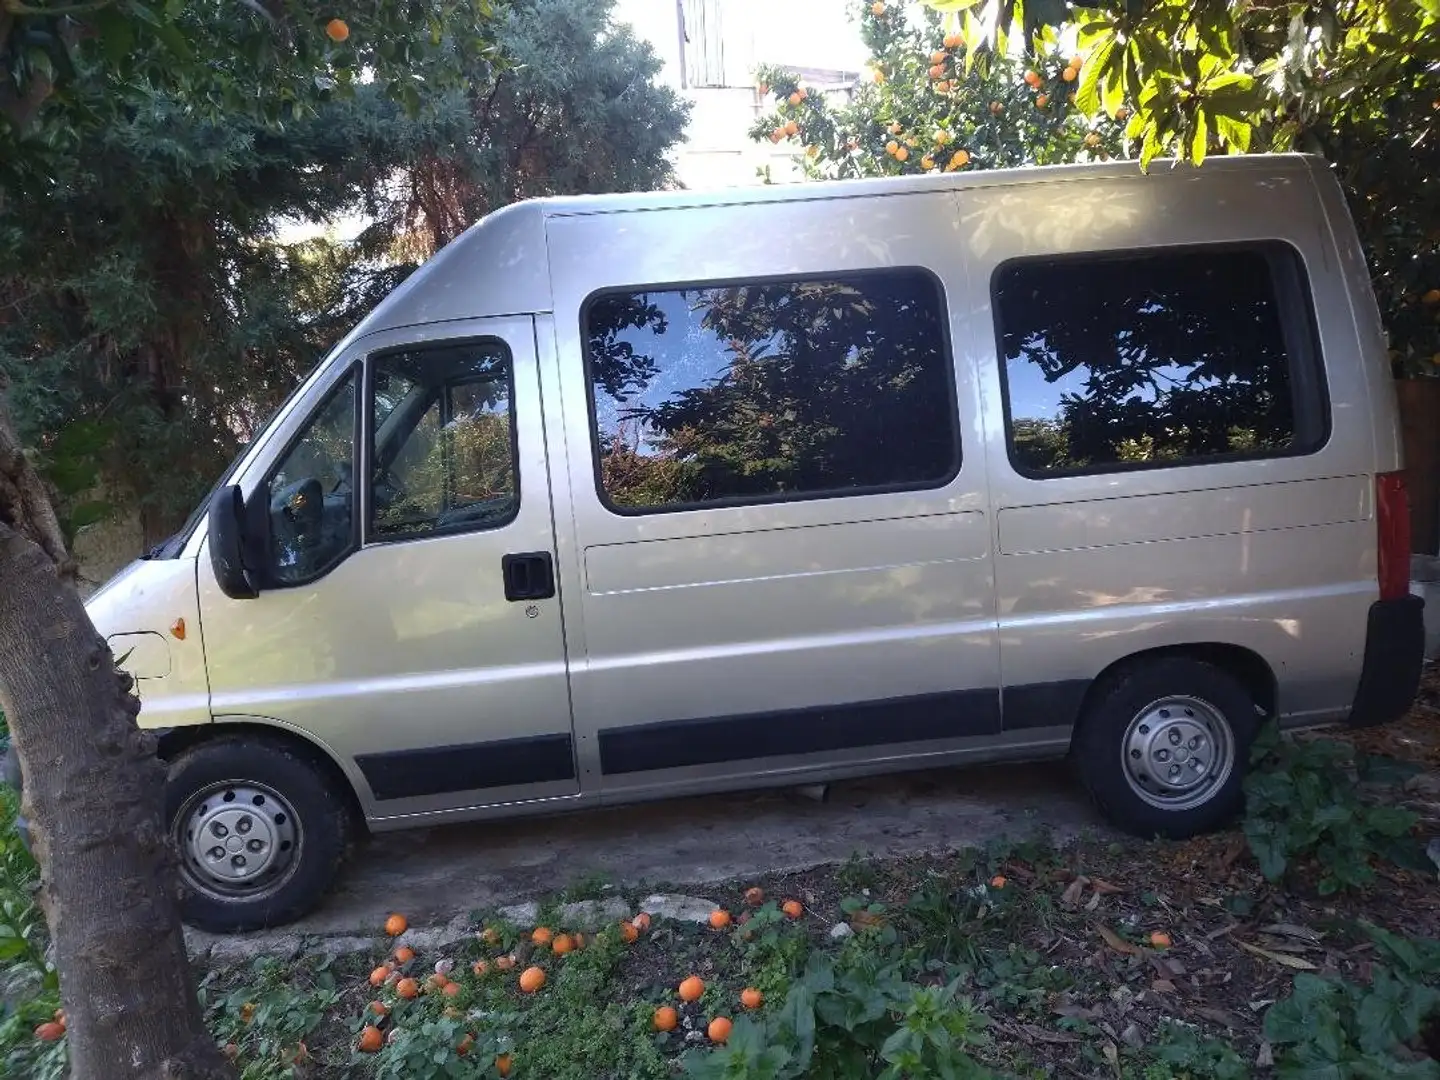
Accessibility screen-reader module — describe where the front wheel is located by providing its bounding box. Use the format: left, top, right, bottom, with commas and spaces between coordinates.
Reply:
1072, 658, 1261, 839
166, 737, 350, 933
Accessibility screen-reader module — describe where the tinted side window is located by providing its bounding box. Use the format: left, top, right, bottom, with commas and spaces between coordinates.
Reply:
994, 244, 1326, 476
585, 270, 959, 512
370, 342, 518, 540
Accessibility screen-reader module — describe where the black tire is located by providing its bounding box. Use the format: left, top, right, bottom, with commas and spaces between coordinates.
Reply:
166, 736, 350, 933
1072, 658, 1261, 840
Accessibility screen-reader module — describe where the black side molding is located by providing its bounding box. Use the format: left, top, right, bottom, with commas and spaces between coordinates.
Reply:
357, 733, 576, 801
1002, 679, 1091, 731
597, 689, 1002, 776
1348, 595, 1425, 728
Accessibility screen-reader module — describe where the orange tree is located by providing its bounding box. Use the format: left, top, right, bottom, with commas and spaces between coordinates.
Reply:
920, 0, 1440, 375
749, 1, 1126, 179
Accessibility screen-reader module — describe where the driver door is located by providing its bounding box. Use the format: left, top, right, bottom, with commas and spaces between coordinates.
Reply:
198, 316, 579, 822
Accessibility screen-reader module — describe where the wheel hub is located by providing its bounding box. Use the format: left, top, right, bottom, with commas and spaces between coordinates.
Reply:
1121, 696, 1235, 811
178, 783, 300, 897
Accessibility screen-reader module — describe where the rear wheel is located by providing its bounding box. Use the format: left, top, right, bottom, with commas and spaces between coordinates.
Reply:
1072, 658, 1261, 839
166, 737, 350, 932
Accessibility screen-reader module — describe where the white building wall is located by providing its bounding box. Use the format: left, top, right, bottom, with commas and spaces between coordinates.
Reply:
612, 0, 867, 189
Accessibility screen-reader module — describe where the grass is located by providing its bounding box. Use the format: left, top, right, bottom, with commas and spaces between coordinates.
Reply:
3, 701, 1440, 1077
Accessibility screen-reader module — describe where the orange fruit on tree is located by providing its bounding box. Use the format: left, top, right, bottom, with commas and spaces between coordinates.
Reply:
953, 149, 970, 167
887, 120, 902, 134
709, 909, 732, 929
744, 886, 765, 905
871, 1, 885, 15
531, 926, 553, 946
240, 1003, 256, 1023
872, 68, 886, 84
928, 63, 945, 80
741, 987, 764, 1009
393, 945, 415, 964
944, 31, 963, 48
480, 927, 502, 946
358, 1026, 384, 1053
1084, 131, 1101, 147
495, 954, 517, 971
385, 913, 408, 937
931, 50, 947, 64
1036, 94, 1049, 108
34, 1022, 65, 1042
989, 100, 1003, 115
895, 146, 909, 161
784, 120, 799, 136
496, 1054, 514, 1077
789, 91, 802, 106
653, 1005, 679, 1032
396, 977, 420, 999
921, 154, 935, 170
369, 1000, 389, 1016
782, 900, 803, 919
53, 1009, 66, 1031
427, 972, 449, 991
935, 80, 951, 93
472, 959, 490, 976
519, 965, 547, 993
457, 1034, 475, 1056
990, 874, 1007, 888
708, 1017, 733, 1043
621, 921, 640, 943
769, 128, 785, 143
1424, 288, 1440, 305
552, 933, 574, 955
633, 912, 652, 932
369, 965, 390, 987
679, 975, 705, 1002
1149, 931, 1173, 948
573, 932, 587, 949
1070, 54, 1084, 68
1062, 66, 1078, 82
442, 980, 462, 998
1116, 106, 1130, 120
325, 18, 349, 43
1024, 70, 1042, 88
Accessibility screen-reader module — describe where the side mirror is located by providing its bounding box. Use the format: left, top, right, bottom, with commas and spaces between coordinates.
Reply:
208, 485, 259, 600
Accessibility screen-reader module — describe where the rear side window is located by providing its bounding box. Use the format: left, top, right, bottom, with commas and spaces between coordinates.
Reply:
994, 243, 1327, 476
584, 269, 959, 512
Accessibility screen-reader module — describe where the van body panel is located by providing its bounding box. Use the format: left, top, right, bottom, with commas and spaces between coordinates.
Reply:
86, 556, 210, 725
951, 161, 1382, 728
196, 315, 578, 821
544, 191, 1003, 796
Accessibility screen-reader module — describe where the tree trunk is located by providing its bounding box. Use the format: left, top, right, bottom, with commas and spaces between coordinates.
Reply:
0, 387, 234, 1080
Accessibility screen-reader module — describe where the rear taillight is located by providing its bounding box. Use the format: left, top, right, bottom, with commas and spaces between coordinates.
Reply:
1377, 471, 1411, 601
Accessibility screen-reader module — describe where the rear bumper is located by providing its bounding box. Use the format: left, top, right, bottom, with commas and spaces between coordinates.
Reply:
1347, 595, 1425, 728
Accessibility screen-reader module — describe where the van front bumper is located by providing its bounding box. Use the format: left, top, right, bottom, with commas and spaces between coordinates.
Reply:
1347, 595, 1425, 728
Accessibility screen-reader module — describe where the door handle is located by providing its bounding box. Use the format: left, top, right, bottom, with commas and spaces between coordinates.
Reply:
502, 552, 556, 602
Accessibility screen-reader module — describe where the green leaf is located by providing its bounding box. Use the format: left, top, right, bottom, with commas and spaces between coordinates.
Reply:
925, 0, 987, 10
151, 19, 194, 62
1213, 113, 1252, 152
1075, 35, 1114, 116
67, 501, 114, 531
1189, 108, 1208, 165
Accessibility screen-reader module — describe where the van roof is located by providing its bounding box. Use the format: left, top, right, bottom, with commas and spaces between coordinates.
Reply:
346, 153, 1324, 342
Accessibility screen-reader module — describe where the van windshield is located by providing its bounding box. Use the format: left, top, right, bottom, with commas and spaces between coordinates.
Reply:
145, 357, 327, 560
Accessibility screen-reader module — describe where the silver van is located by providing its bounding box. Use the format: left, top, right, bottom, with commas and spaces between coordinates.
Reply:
70, 154, 1422, 931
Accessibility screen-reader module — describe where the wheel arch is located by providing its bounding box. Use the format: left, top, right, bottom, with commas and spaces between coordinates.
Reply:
155, 719, 369, 835
1077, 642, 1278, 728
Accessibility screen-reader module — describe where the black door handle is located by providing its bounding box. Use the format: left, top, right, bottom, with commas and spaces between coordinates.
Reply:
502, 552, 556, 602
